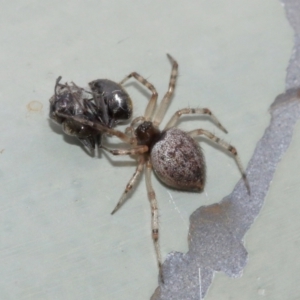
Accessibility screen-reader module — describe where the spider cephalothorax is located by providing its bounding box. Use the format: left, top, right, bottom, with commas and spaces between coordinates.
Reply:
135, 121, 161, 148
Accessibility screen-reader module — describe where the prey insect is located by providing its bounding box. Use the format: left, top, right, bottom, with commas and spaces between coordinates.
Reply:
49, 77, 133, 151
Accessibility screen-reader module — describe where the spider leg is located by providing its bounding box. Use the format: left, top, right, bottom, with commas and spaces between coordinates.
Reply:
56, 113, 135, 144
102, 145, 148, 156
153, 54, 178, 127
145, 159, 163, 283
111, 155, 145, 214
130, 116, 146, 127
125, 116, 146, 137
188, 129, 250, 194
119, 72, 158, 121
164, 108, 228, 133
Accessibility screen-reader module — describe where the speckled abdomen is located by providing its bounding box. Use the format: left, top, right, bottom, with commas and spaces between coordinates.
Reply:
151, 128, 206, 191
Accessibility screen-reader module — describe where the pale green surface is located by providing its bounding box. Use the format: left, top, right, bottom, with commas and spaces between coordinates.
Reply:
0, 0, 295, 299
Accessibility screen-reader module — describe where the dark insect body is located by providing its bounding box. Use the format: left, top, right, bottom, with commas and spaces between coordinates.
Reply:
49, 77, 133, 151
89, 79, 132, 128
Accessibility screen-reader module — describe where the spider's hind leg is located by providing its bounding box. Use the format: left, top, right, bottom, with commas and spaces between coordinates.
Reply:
188, 128, 250, 194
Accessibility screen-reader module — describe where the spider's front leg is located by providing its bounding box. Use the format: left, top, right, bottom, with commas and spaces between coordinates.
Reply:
56, 113, 135, 145
119, 72, 158, 121
101, 145, 148, 156
125, 116, 146, 137
110, 155, 145, 214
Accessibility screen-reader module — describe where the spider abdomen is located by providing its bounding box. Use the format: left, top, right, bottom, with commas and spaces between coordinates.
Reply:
151, 127, 206, 191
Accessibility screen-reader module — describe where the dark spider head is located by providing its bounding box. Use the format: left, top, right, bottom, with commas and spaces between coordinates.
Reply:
135, 121, 161, 148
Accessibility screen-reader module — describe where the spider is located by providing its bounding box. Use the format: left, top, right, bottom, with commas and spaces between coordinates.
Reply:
57, 54, 250, 281
49, 76, 133, 152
